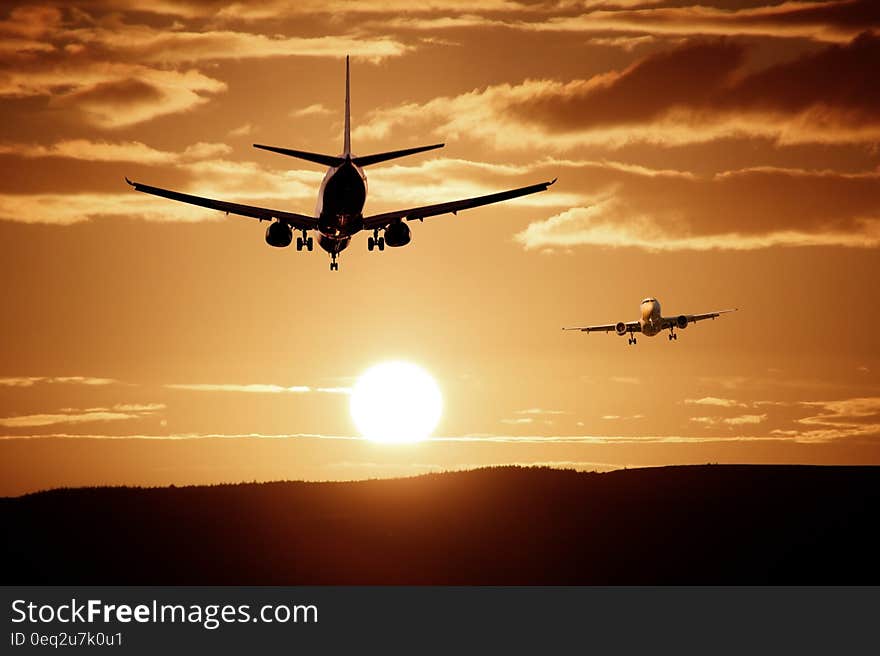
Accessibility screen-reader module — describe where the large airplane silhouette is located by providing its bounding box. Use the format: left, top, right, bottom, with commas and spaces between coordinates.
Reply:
126, 57, 556, 270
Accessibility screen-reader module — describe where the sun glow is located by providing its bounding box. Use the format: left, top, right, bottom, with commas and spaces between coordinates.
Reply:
350, 361, 443, 443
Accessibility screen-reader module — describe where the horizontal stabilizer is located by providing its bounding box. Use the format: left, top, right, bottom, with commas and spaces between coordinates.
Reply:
353, 143, 444, 167
253, 144, 344, 168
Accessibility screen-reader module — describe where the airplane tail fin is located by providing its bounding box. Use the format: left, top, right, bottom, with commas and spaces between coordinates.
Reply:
340, 55, 443, 166
255, 57, 444, 168
343, 54, 351, 157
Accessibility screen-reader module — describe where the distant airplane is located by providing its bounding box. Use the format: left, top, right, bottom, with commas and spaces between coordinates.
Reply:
563, 297, 737, 344
125, 56, 556, 270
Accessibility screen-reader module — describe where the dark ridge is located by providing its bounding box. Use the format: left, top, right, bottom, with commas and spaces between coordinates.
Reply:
2, 465, 878, 584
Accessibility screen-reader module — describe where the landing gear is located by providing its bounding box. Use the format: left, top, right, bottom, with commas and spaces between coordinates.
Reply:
628, 334, 637, 345
367, 229, 385, 252
296, 231, 313, 252
668, 329, 678, 341
329, 253, 339, 271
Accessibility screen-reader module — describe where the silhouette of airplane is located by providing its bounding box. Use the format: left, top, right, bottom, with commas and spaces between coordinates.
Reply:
563, 297, 737, 345
126, 56, 556, 270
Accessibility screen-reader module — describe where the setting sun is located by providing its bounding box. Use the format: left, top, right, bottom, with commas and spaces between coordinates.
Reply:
350, 361, 442, 443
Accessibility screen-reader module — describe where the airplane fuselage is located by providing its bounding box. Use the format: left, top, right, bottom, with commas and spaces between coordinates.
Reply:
314, 158, 367, 255
639, 298, 664, 337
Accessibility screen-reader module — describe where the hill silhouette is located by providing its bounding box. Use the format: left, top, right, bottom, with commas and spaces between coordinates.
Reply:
2, 465, 878, 584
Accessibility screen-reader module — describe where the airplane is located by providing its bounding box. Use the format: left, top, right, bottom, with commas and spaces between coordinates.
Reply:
125, 56, 556, 271
563, 297, 737, 345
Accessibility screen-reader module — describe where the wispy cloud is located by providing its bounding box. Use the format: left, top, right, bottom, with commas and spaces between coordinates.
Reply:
166, 383, 350, 394
0, 140, 230, 164
610, 376, 641, 385
0, 403, 164, 428
690, 414, 769, 427
685, 397, 748, 409
167, 384, 311, 394
228, 123, 253, 137
0, 432, 799, 444
519, 0, 880, 44
514, 408, 568, 416
290, 103, 334, 118
0, 376, 117, 387
513, 165, 880, 252
356, 34, 880, 150
774, 397, 880, 443
0, 6, 406, 129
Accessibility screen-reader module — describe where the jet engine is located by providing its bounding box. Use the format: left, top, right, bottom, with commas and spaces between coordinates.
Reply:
615, 321, 628, 336
384, 220, 412, 247
265, 221, 292, 248
676, 315, 688, 329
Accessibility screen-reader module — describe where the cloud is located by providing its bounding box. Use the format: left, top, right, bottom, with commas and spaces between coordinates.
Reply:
724, 414, 768, 426
228, 123, 253, 137
685, 397, 748, 409
0, 156, 323, 224
0, 191, 216, 225
101, 0, 534, 20
777, 397, 880, 442
315, 387, 352, 395
166, 383, 350, 394
501, 417, 534, 425
0, 432, 790, 444
65, 23, 408, 64
0, 5, 62, 39
524, 0, 880, 44
111, 403, 166, 412
167, 384, 311, 394
0, 7, 406, 130
0, 412, 138, 428
514, 165, 880, 252
0, 376, 117, 387
0, 402, 163, 428
514, 408, 568, 415
290, 104, 334, 118
0, 139, 230, 164
355, 34, 880, 149
690, 414, 768, 427
49, 69, 227, 129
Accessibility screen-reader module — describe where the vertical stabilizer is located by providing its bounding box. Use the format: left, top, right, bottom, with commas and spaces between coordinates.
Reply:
343, 55, 351, 157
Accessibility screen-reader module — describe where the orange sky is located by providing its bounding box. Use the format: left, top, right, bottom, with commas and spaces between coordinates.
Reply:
1, 0, 879, 496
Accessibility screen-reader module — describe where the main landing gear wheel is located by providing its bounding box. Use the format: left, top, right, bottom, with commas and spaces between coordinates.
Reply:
628, 336, 637, 345
368, 232, 385, 252
668, 331, 678, 341
296, 235, 314, 252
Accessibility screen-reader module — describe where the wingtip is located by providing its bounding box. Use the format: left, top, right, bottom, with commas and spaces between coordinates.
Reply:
124, 176, 134, 186
548, 177, 558, 186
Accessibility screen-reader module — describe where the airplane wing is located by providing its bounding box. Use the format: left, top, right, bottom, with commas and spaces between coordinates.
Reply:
670, 308, 738, 326
562, 321, 641, 334
362, 179, 556, 230
125, 178, 318, 230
